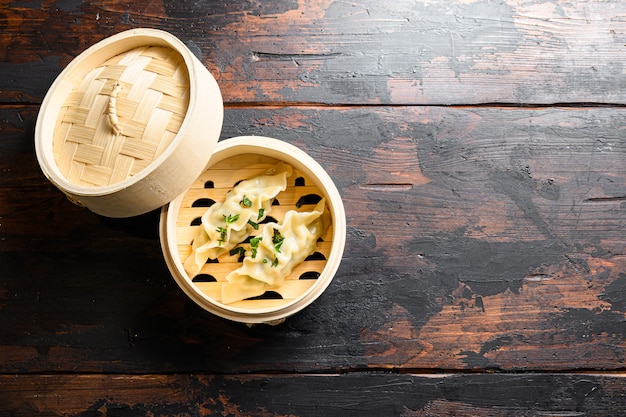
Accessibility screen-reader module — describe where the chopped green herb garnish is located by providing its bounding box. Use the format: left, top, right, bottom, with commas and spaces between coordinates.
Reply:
222, 213, 240, 224
272, 228, 285, 253
240, 195, 252, 207
271, 257, 279, 267
229, 246, 246, 262
216, 226, 227, 246
263, 258, 268, 264
250, 236, 262, 258
247, 219, 259, 230
229, 246, 245, 257
257, 207, 265, 220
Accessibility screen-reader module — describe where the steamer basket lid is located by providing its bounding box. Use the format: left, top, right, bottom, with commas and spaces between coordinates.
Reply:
55, 45, 191, 187
35, 28, 224, 218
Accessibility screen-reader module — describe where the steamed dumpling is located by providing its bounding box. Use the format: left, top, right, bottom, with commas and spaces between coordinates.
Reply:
221, 199, 330, 304
184, 162, 292, 276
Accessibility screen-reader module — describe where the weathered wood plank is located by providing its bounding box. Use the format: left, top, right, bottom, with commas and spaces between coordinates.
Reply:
1, 105, 625, 374
2, 0, 626, 105
2, 373, 626, 417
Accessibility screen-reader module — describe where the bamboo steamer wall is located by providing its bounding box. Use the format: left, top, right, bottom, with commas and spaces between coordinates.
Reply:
35, 28, 223, 218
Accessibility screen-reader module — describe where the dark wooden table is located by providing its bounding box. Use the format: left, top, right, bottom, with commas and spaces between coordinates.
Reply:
2, 1, 626, 415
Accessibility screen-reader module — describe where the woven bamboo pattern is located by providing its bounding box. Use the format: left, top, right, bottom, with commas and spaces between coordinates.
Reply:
53, 45, 190, 187
175, 154, 333, 311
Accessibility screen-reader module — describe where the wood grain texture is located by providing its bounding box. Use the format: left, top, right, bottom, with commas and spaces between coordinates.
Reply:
2, 373, 626, 417
2, 105, 625, 374
2, 0, 626, 105
2, 1, 626, 415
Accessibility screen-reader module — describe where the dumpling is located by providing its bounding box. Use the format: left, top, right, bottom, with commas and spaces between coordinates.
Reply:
221, 199, 330, 304
184, 162, 293, 276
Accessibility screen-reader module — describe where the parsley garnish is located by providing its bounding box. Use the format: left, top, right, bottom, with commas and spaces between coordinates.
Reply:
222, 213, 240, 224
247, 219, 259, 230
272, 228, 285, 253
271, 257, 279, 267
229, 246, 245, 257
250, 236, 262, 259
257, 208, 265, 220
216, 226, 227, 246
229, 246, 246, 261
240, 195, 252, 207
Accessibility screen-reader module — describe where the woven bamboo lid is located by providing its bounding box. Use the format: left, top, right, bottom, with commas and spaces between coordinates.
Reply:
35, 28, 223, 217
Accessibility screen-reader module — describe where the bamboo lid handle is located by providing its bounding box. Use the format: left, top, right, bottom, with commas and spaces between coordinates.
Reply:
108, 82, 122, 135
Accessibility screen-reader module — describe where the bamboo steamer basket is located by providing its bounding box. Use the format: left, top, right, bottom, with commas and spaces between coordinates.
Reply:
160, 136, 346, 324
35, 28, 223, 217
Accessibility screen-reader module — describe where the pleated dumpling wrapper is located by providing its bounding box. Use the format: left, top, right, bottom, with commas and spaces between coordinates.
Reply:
221, 199, 330, 304
184, 162, 293, 276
